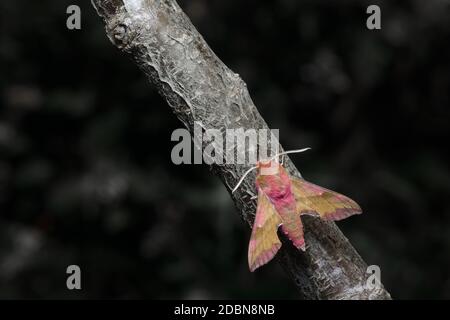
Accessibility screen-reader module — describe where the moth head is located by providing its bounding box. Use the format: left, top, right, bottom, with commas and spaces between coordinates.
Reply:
231, 147, 311, 194
256, 160, 280, 176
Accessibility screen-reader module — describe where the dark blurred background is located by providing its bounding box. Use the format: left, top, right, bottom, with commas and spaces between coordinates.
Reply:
1, 0, 449, 299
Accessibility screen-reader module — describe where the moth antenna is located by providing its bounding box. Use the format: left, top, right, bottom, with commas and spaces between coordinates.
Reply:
268, 147, 311, 162
232, 165, 258, 194
231, 148, 311, 194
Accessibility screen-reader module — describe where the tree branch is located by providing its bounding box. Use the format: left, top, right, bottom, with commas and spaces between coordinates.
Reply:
91, 0, 391, 299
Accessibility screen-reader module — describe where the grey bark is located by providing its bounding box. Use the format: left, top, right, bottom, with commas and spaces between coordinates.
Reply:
91, 0, 391, 300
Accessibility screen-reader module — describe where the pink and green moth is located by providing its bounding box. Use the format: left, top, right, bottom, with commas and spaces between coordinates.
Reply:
232, 149, 362, 272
